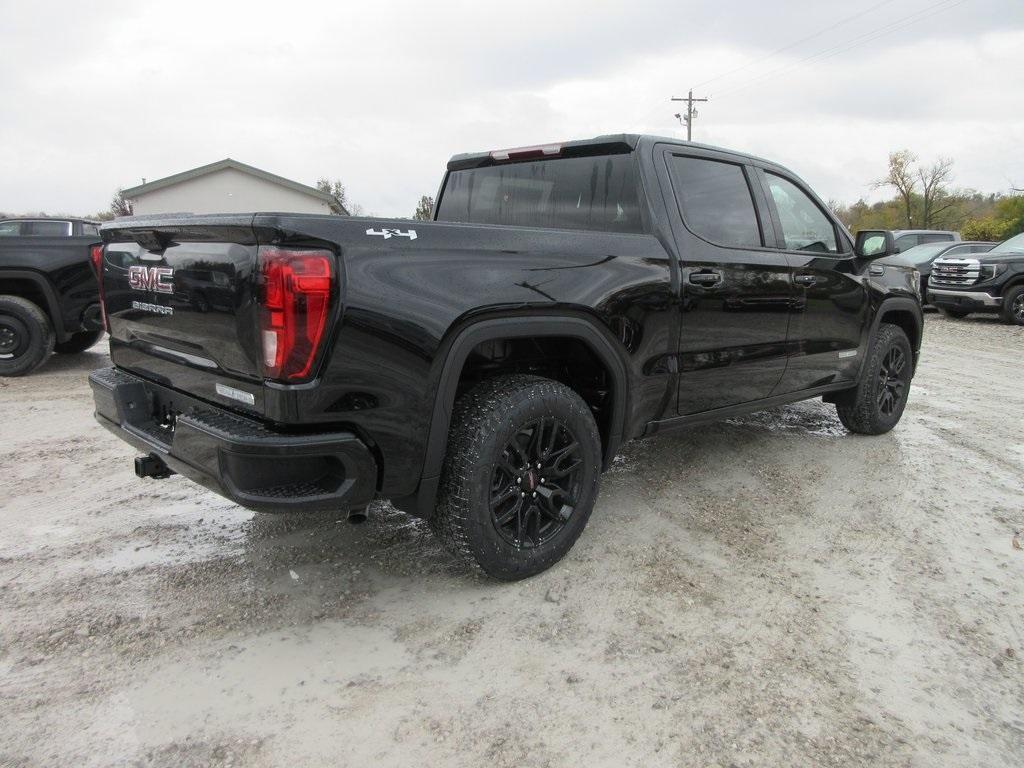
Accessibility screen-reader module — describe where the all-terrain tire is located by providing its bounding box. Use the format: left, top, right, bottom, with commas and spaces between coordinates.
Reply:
431, 374, 602, 580
0, 295, 55, 377
54, 329, 105, 354
1000, 285, 1024, 326
941, 308, 970, 319
834, 323, 913, 435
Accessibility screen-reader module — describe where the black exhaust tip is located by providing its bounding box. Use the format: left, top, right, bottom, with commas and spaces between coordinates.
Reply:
134, 453, 174, 479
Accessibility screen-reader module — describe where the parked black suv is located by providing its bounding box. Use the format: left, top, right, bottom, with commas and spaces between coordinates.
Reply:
0, 218, 104, 376
928, 231, 1024, 324
89, 135, 922, 578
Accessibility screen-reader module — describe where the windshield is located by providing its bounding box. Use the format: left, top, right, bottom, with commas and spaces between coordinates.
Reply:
995, 232, 1024, 253
889, 242, 949, 266
436, 154, 643, 234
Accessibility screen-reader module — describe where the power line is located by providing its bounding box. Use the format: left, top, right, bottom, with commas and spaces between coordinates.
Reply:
711, 0, 970, 99
690, 0, 900, 91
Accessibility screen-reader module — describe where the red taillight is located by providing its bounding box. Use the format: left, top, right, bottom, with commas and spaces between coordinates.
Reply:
90, 244, 107, 331
257, 246, 334, 382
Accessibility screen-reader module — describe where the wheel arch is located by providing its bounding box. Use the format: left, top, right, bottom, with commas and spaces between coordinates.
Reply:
873, 297, 923, 365
0, 270, 65, 339
405, 314, 630, 517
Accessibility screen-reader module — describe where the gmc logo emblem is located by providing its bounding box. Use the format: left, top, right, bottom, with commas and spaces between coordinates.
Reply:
128, 265, 174, 294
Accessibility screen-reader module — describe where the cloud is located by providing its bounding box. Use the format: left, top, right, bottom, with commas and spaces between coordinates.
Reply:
1, 0, 1021, 216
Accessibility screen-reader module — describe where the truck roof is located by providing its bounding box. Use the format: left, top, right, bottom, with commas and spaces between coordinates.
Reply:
447, 134, 782, 172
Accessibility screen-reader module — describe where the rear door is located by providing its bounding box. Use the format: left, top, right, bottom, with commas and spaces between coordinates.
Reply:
657, 147, 794, 415
758, 169, 868, 393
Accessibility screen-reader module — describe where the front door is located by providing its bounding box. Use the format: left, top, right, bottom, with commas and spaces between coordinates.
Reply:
659, 150, 794, 415
758, 170, 869, 392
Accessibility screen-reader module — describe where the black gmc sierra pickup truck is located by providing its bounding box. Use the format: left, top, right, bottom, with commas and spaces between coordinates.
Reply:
0, 217, 105, 376
928, 231, 1024, 324
89, 135, 922, 579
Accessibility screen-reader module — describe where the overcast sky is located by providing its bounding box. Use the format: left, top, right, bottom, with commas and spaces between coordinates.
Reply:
2, 0, 1022, 217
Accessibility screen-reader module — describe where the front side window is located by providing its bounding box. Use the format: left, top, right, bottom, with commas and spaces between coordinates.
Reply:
0, 221, 21, 236
766, 173, 838, 253
667, 156, 762, 248
435, 154, 642, 234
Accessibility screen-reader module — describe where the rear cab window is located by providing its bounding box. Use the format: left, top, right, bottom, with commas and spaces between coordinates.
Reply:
24, 221, 72, 236
435, 154, 643, 234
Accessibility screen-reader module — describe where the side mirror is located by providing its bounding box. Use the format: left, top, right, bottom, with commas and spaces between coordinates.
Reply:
855, 230, 896, 258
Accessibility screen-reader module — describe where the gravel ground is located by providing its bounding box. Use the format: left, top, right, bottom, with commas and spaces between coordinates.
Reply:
1, 312, 1022, 768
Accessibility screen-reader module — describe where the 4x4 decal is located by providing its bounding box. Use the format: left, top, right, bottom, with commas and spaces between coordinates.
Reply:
366, 228, 417, 241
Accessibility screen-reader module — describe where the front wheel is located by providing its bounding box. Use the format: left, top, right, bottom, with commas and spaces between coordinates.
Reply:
432, 375, 602, 580
1001, 286, 1024, 326
834, 323, 913, 435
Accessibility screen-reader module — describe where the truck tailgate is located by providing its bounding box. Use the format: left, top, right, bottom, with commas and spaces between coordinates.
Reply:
100, 216, 275, 415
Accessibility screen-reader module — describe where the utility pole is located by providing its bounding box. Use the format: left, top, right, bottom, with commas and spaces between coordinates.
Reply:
671, 89, 709, 142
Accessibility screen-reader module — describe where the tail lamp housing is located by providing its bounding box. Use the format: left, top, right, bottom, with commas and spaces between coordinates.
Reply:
90, 244, 108, 331
257, 246, 334, 382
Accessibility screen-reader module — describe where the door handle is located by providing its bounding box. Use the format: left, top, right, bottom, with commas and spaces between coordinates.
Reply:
689, 270, 723, 286
794, 274, 817, 286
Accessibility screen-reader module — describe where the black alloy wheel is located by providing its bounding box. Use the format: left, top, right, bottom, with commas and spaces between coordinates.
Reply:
834, 322, 913, 435
876, 346, 908, 417
432, 374, 602, 580
490, 417, 583, 548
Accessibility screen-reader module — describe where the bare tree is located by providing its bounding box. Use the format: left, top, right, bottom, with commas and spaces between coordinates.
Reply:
919, 157, 954, 228
874, 150, 918, 228
110, 189, 134, 218
413, 195, 434, 221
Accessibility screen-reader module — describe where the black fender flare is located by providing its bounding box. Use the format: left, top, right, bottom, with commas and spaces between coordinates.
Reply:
864, 296, 923, 376
408, 315, 630, 516
0, 269, 65, 338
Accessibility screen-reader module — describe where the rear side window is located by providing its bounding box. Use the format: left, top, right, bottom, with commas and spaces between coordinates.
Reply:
667, 156, 762, 248
920, 234, 953, 244
81, 224, 100, 237
435, 154, 643, 234
765, 173, 838, 253
0, 221, 21, 236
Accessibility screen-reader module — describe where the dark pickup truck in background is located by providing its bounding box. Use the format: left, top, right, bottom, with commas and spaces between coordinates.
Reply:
89, 134, 922, 579
0, 217, 105, 376
928, 231, 1024, 324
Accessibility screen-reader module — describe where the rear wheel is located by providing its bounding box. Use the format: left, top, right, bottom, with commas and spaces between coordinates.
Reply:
54, 329, 104, 354
0, 295, 54, 377
834, 323, 913, 435
1001, 285, 1024, 326
432, 374, 602, 580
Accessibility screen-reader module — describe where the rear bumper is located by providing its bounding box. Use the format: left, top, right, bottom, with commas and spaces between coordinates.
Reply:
89, 367, 377, 513
928, 288, 1001, 312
